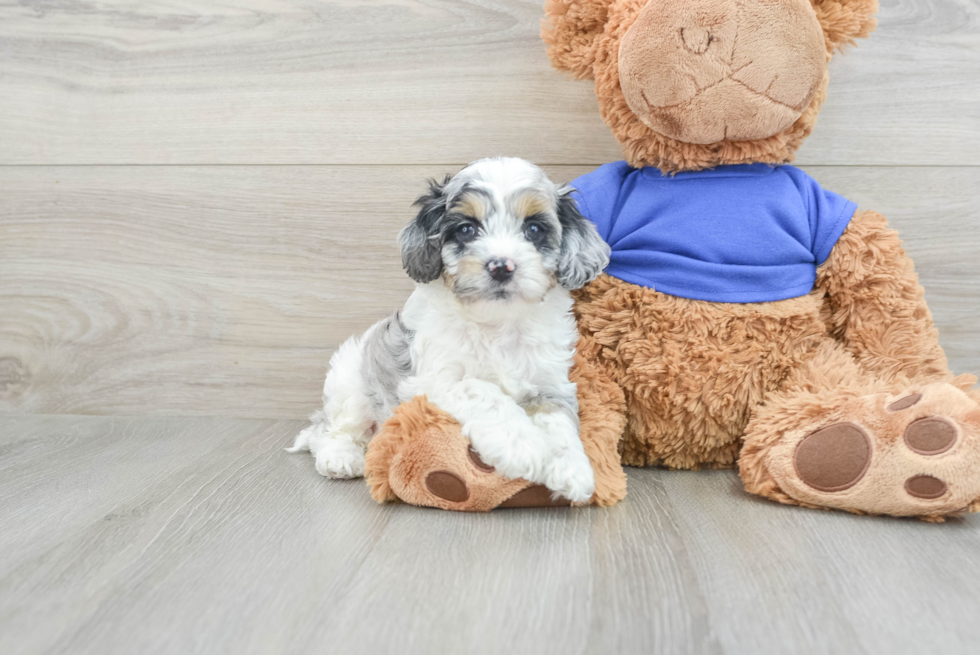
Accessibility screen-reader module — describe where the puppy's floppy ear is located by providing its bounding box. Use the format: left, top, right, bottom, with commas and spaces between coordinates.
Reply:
556, 186, 609, 290
399, 176, 450, 284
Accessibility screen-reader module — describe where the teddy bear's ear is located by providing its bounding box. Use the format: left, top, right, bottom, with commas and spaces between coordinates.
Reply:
542, 0, 611, 80
811, 0, 879, 54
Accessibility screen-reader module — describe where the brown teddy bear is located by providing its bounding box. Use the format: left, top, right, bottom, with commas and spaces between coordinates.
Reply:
365, 0, 980, 519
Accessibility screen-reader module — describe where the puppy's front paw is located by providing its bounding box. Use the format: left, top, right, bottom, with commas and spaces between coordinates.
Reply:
468, 428, 551, 484
314, 440, 366, 479
544, 450, 595, 504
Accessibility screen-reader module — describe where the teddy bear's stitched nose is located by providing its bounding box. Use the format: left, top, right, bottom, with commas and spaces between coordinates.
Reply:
680, 27, 713, 54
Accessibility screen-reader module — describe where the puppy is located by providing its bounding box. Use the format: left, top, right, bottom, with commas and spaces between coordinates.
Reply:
288, 157, 610, 502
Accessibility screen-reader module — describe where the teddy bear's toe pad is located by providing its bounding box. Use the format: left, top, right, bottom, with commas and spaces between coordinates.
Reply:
467, 445, 495, 472
771, 383, 980, 517
887, 393, 922, 411
905, 474, 947, 499
904, 417, 956, 455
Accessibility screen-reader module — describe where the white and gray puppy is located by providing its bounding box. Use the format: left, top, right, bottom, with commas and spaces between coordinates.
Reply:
288, 157, 610, 502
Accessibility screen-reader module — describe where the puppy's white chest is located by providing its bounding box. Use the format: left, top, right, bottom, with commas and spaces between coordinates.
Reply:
404, 293, 575, 402
463, 334, 539, 397
445, 323, 547, 392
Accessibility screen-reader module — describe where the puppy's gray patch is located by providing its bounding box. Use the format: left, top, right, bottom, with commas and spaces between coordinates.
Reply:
520, 391, 580, 430
362, 311, 415, 416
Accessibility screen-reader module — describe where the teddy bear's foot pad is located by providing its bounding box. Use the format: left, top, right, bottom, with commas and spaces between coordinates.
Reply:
498, 485, 572, 508
422, 450, 572, 509
772, 383, 980, 517
793, 420, 957, 499
793, 423, 871, 492
425, 471, 471, 503
367, 394, 621, 511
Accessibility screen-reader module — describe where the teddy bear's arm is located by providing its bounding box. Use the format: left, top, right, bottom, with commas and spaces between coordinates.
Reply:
542, 0, 610, 80
815, 209, 950, 383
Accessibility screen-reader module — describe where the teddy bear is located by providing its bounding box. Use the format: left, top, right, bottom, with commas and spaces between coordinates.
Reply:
363, 0, 980, 519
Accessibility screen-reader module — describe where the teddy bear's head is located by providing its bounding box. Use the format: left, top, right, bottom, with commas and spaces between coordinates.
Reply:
543, 0, 878, 172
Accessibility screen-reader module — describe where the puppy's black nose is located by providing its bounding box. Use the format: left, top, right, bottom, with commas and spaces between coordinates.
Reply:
486, 258, 516, 282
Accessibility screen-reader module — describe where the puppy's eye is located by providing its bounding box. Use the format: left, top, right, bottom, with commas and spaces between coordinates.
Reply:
456, 223, 478, 242
524, 221, 546, 243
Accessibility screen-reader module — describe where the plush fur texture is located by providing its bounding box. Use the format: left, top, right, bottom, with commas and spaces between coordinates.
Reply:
535, 0, 980, 520
542, 0, 878, 172
736, 210, 980, 519
617, 0, 827, 144
572, 273, 829, 470
568, 210, 980, 518
814, 210, 950, 382
362, 0, 980, 519
292, 158, 611, 504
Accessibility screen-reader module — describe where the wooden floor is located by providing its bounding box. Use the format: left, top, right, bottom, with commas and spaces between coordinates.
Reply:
3, 414, 980, 655
3, 1, 980, 653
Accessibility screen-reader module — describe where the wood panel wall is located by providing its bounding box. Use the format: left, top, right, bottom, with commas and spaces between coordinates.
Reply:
2, 0, 978, 418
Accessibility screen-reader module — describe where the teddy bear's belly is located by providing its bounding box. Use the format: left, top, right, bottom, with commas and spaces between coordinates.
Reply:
574, 274, 831, 470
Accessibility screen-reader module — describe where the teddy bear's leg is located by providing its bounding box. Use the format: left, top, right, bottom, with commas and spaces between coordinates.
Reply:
739, 339, 980, 518
362, 341, 628, 511
739, 208, 980, 518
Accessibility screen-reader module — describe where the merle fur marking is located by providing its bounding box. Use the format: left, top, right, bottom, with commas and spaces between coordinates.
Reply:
555, 189, 610, 289
399, 175, 451, 284
362, 311, 415, 416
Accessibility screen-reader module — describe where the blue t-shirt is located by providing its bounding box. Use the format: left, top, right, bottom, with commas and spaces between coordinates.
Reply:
571, 162, 857, 303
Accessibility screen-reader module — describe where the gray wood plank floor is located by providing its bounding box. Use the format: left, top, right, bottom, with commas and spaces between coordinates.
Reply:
2, 414, 979, 655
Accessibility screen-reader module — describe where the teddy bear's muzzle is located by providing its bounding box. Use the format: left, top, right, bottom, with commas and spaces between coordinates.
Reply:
617, 0, 828, 145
